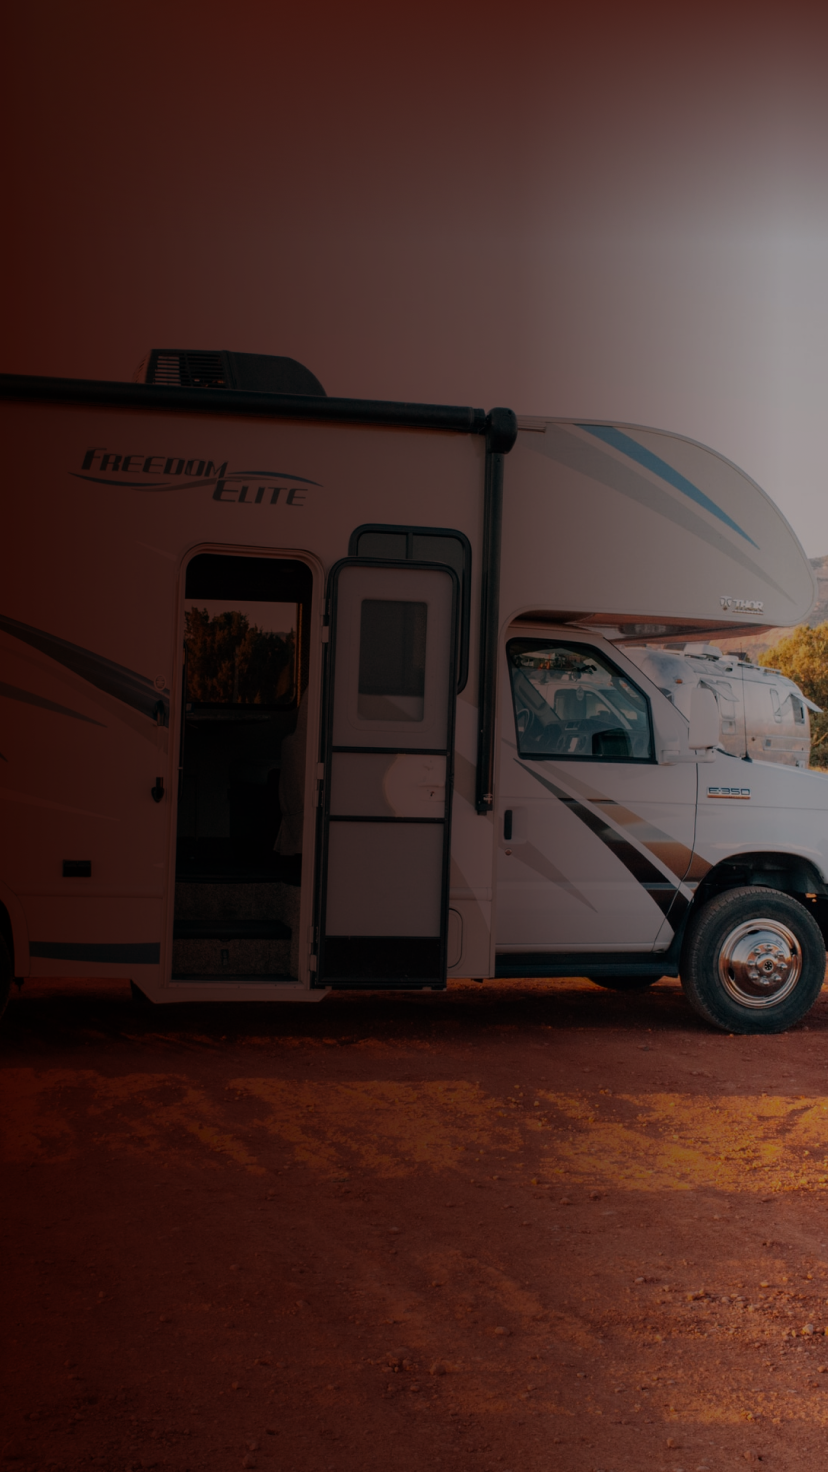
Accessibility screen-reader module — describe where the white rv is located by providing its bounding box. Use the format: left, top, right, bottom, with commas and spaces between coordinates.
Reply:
625, 644, 818, 768
1, 350, 826, 1035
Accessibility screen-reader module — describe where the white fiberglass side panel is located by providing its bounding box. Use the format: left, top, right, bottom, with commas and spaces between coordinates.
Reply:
24, 896, 163, 980
503, 422, 815, 640
693, 757, 828, 881
0, 399, 485, 990
497, 752, 697, 950
497, 770, 661, 948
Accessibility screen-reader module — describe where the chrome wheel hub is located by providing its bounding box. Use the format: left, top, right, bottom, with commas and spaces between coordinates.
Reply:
718, 919, 802, 1008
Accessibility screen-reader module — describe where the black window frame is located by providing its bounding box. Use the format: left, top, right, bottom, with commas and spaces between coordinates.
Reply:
506, 636, 657, 765
182, 552, 312, 712
349, 523, 471, 692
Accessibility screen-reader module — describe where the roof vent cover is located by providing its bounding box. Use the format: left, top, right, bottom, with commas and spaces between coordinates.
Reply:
134, 350, 325, 396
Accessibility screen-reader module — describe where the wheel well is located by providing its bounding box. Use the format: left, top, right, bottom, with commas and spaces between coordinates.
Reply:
694, 852, 828, 944
0, 902, 13, 971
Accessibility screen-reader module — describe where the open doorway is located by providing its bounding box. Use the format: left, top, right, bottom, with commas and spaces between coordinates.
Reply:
173, 552, 313, 980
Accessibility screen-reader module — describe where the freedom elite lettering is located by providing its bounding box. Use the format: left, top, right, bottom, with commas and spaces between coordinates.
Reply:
73, 449, 318, 505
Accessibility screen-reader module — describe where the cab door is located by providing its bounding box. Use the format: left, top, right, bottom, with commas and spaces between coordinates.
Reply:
496, 631, 698, 952
315, 560, 458, 988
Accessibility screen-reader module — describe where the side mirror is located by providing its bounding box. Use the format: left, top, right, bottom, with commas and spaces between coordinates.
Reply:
688, 686, 720, 750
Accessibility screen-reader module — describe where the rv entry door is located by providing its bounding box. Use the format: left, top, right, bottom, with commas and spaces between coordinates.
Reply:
315, 561, 458, 989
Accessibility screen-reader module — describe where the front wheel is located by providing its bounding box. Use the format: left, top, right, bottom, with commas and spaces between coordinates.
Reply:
680, 886, 826, 1034
589, 975, 657, 992
0, 936, 11, 1021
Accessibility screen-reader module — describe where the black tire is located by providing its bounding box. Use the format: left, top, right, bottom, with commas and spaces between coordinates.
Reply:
680, 886, 826, 1034
0, 936, 11, 1021
589, 975, 658, 992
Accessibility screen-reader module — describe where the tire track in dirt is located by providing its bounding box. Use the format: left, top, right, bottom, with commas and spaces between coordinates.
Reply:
5, 976, 828, 1470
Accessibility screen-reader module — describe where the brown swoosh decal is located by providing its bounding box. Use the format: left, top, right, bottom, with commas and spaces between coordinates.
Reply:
517, 760, 685, 919
547, 767, 711, 883
502, 736, 712, 890
593, 806, 696, 880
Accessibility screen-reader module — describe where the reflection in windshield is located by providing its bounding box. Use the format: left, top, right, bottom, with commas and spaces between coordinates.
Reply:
508, 641, 653, 760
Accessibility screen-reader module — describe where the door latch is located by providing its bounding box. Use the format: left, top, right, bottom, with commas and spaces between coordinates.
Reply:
151, 777, 165, 803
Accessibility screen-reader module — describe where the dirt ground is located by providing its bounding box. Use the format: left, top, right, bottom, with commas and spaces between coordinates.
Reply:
4, 976, 828, 1472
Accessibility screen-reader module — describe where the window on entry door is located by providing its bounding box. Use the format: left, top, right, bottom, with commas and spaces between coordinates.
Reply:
357, 599, 427, 721
349, 523, 470, 691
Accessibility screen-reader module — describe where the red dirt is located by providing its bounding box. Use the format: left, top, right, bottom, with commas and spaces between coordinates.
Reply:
4, 974, 828, 1472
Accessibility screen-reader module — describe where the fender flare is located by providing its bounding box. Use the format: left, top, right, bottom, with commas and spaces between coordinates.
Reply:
0, 879, 30, 976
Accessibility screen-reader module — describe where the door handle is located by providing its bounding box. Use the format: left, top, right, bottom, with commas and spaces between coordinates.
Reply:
503, 809, 513, 841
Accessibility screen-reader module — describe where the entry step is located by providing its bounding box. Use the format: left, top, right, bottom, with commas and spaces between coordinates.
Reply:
172, 918, 291, 941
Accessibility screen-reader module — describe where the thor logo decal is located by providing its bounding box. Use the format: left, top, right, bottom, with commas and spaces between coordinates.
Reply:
720, 596, 764, 614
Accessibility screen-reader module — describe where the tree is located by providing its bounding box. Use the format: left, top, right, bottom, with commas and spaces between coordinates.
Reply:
758, 623, 828, 767
184, 608, 295, 705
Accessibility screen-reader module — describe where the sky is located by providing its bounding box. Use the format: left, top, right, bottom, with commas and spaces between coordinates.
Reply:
4, 0, 828, 552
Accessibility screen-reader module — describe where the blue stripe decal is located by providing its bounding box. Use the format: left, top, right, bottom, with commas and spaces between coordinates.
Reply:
579, 424, 758, 548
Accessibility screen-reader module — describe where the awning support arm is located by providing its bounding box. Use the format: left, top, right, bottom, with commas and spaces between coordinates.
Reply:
476, 408, 517, 814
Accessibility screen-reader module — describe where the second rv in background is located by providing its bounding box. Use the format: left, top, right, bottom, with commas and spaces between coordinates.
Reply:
627, 643, 820, 768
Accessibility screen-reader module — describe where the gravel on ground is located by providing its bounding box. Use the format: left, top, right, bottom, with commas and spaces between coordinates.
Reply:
4, 973, 828, 1472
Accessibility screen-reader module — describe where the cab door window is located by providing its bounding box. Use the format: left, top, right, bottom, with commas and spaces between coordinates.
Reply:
507, 638, 654, 761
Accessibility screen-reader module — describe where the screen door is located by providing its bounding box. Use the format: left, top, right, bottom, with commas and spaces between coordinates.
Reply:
315, 560, 458, 987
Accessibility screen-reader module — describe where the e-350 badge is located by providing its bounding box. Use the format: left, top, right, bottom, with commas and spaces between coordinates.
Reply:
708, 786, 751, 799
